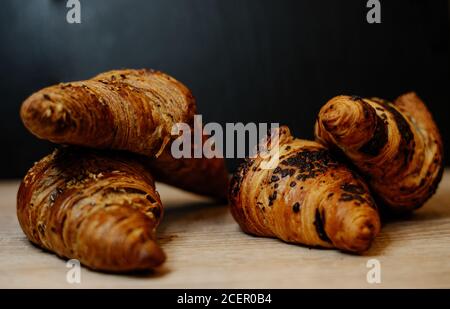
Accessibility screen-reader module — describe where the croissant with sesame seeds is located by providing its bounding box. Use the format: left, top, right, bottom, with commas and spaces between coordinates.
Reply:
229, 126, 380, 253
314, 93, 444, 212
17, 147, 165, 272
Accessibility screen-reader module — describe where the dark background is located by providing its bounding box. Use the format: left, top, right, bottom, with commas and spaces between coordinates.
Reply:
0, 0, 449, 178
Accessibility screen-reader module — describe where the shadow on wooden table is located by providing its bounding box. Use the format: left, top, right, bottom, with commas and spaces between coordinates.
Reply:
381, 188, 450, 224
365, 180, 450, 257
158, 200, 229, 235
90, 265, 172, 279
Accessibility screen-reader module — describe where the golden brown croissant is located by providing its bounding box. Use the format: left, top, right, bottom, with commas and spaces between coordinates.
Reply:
17, 147, 165, 272
20, 69, 196, 156
20, 69, 228, 199
315, 93, 444, 212
229, 126, 380, 253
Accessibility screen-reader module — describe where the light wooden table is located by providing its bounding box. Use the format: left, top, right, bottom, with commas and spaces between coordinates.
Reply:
1, 171, 450, 288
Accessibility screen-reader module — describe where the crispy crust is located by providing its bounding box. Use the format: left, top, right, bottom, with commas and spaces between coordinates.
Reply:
315, 93, 444, 212
229, 126, 380, 253
17, 147, 165, 272
20, 69, 196, 156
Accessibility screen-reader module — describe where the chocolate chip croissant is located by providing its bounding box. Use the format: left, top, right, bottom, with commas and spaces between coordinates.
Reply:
315, 93, 444, 212
20, 69, 228, 199
17, 147, 165, 272
229, 126, 380, 253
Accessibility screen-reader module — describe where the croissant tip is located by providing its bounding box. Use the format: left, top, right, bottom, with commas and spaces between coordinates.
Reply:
344, 217, 380, 253
136, 240, 166, 269
21, 93, 72, 139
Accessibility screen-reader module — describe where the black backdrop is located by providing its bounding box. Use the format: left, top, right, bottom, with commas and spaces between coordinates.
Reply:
0, 0, 449, 178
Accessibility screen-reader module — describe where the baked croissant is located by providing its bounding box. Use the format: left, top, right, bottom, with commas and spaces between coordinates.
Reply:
229, 126, 380, 253
17, 147, 165, 272
20, 69, 228, 199
21, 69, 196, 156
315, 93, 444, 212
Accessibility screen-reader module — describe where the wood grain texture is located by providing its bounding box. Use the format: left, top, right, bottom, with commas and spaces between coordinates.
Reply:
1, 170, 450, 288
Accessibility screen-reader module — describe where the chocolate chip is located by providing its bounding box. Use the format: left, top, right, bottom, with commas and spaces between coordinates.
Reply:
341, 183, 365, 195
314, 209, 331, 243
280, 169, 289, 178
268, 191, 278, 206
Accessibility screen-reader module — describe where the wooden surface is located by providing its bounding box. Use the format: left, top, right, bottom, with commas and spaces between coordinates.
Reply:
1, 171, 450, 288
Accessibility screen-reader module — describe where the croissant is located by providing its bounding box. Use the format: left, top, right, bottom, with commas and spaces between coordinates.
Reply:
17, 147, 165, 272
21, 69, 196, 156
20, 69, 228, 198
229, 126, 380, 253
315, 93, 444, 212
